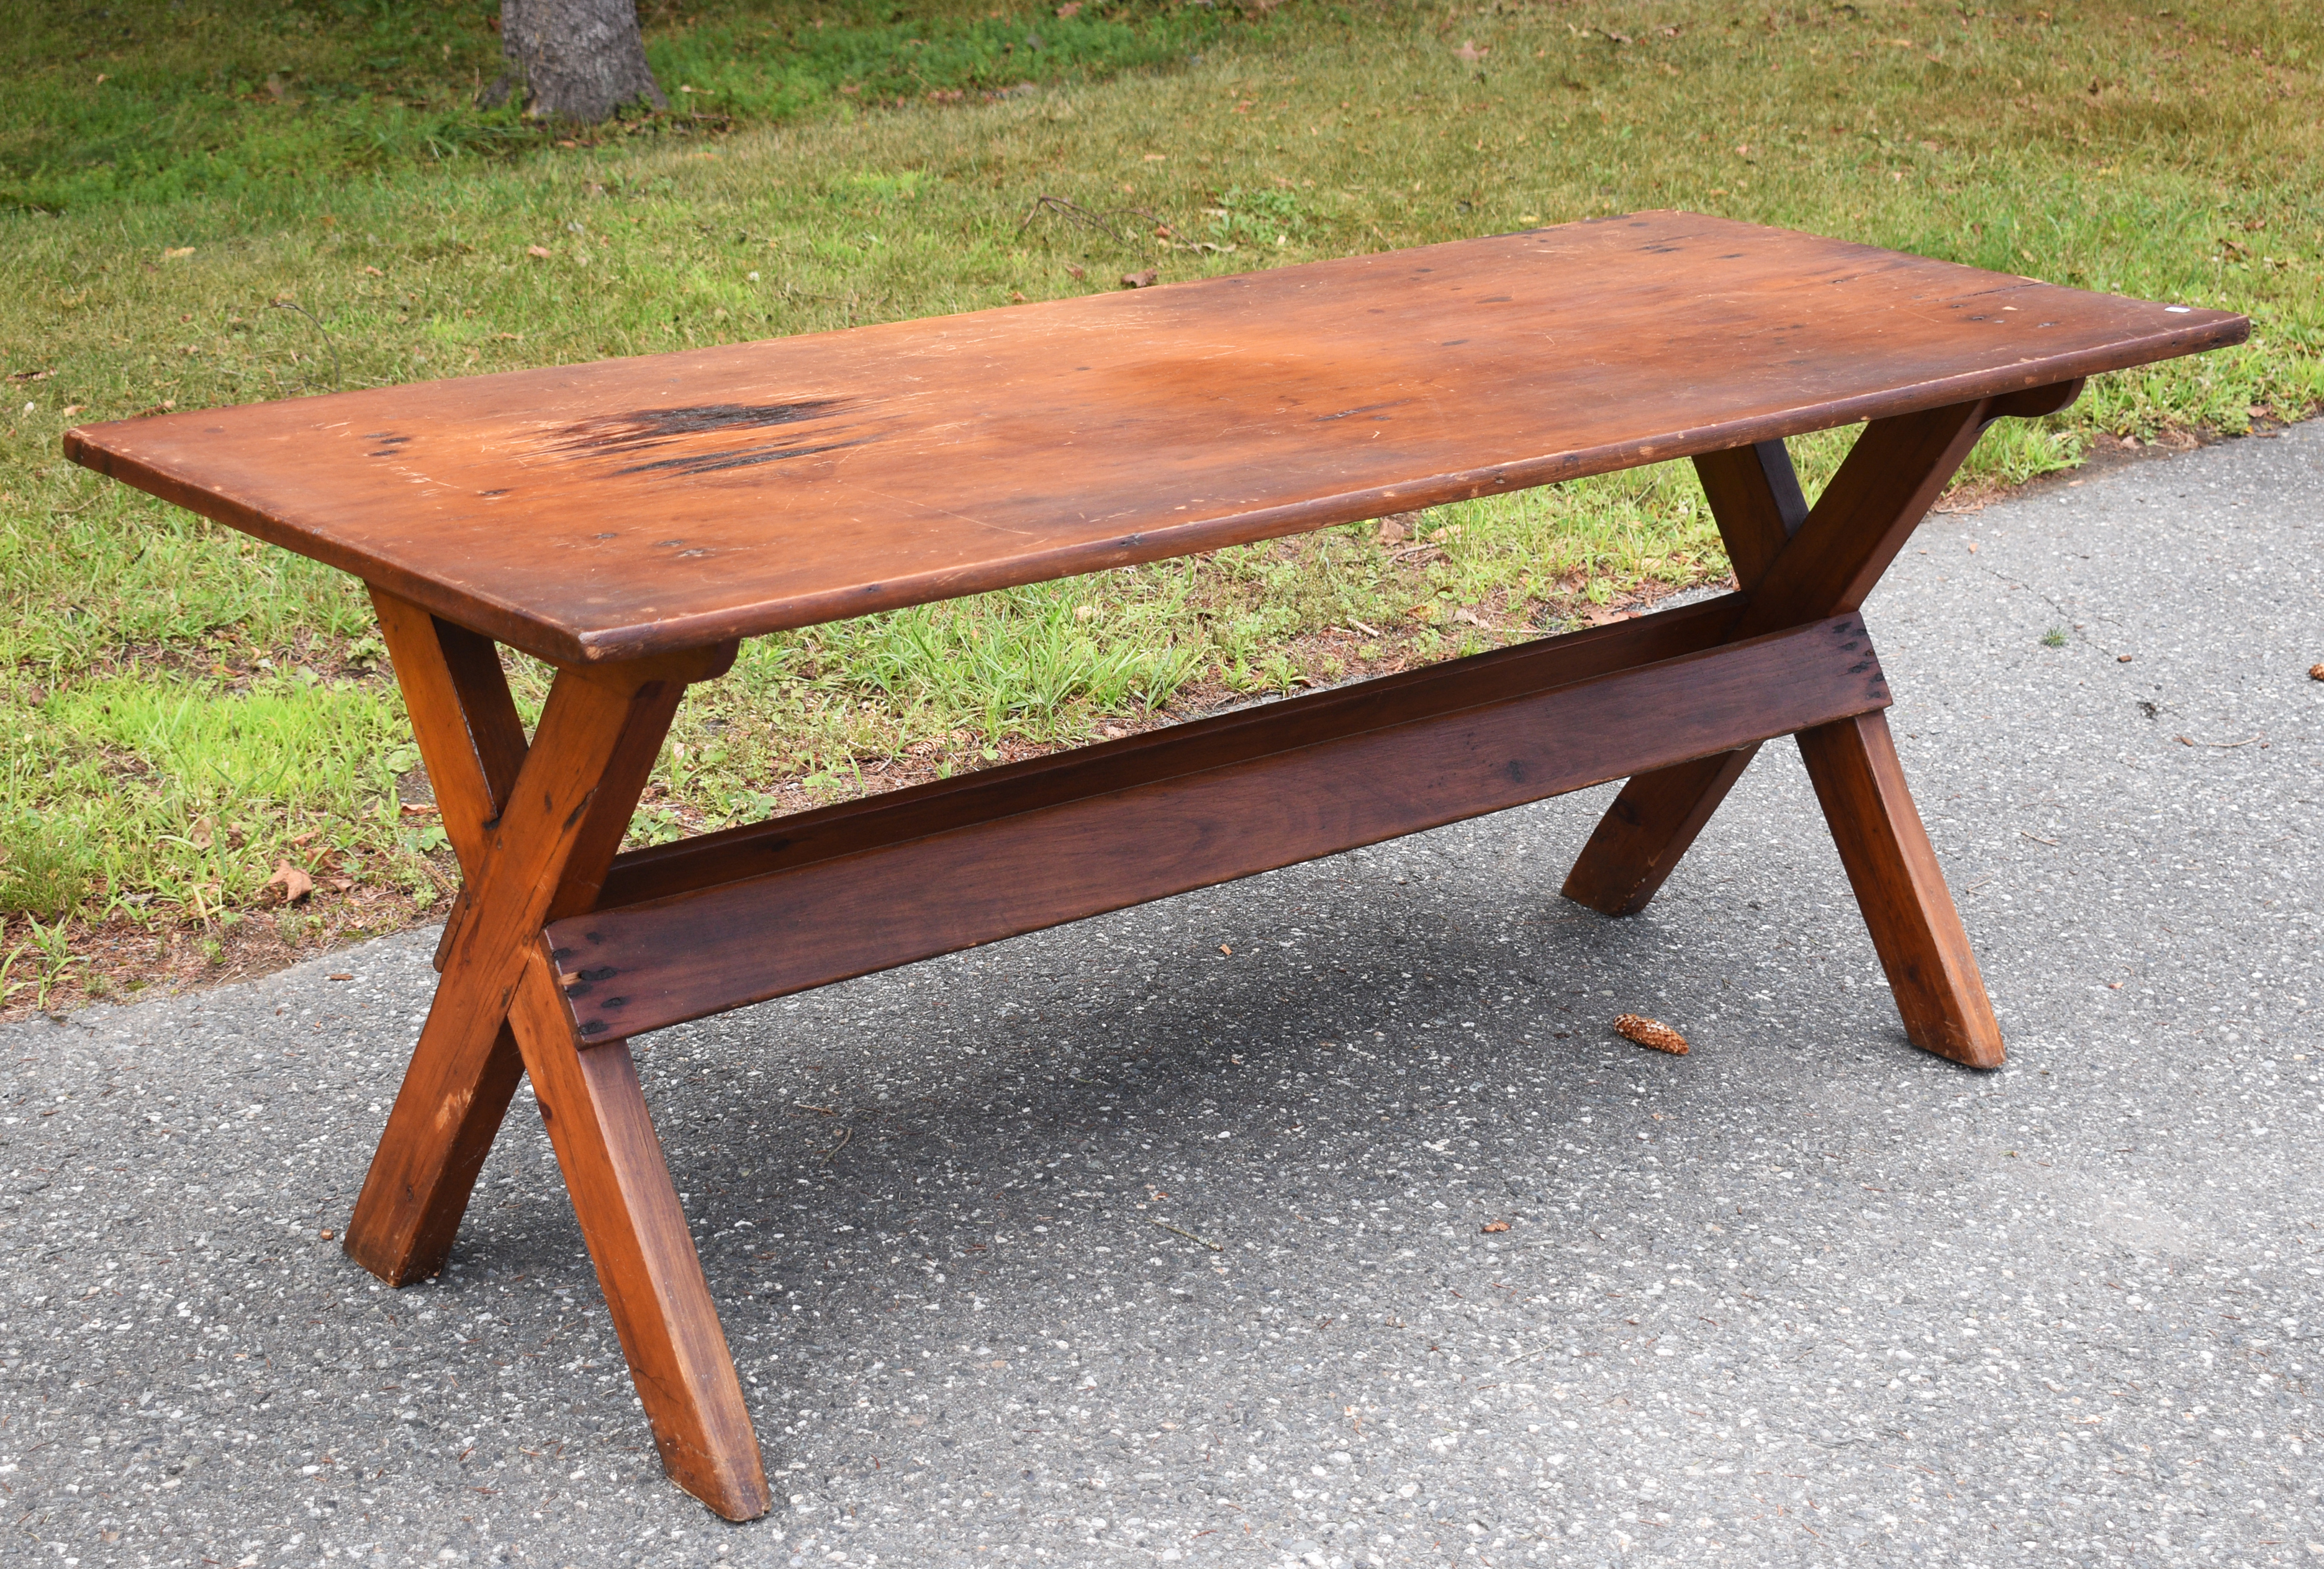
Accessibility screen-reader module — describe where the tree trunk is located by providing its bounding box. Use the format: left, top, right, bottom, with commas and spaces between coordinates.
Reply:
489, 0, 667, 124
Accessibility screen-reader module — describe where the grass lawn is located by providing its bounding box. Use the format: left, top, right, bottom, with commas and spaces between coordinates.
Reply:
2, 0, 2318, 1015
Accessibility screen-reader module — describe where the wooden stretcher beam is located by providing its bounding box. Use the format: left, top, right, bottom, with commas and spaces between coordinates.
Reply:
545, 612, 1894, 1044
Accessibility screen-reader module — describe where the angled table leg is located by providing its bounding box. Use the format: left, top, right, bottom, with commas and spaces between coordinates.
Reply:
1560, 439, 1804, 915
1796, 710, 2003, 1068
509, 949, 771, 1516
340, 594, 767, 1519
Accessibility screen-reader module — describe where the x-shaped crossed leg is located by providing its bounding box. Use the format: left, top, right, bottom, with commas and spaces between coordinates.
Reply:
339, 597, 771, 1520
1563, 385, 2081, 1068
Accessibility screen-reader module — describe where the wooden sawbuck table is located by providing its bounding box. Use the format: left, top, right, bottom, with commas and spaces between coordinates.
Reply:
67, 214, 2243, 1518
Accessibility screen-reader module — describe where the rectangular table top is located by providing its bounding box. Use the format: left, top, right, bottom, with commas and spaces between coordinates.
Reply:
66, 211, 2243, 666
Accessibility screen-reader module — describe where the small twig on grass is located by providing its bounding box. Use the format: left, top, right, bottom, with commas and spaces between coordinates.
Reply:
1153, 1219, 1223, 1252
263, 299, 342, 394
1018, 194, 1157, 246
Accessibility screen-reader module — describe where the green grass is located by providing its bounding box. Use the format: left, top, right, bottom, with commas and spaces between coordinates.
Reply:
1, 0, 1241, 214
2, 0, 2320, 1003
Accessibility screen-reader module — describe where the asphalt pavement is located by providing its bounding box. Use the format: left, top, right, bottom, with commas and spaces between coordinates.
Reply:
4, 419, 2319, 1569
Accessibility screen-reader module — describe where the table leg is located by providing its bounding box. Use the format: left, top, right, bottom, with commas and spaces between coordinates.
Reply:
1796, 711, 2002, 1068
509, 947, 772, 1519
343, 597, 533, 1285
1558, 442, 1804, 914
341, 595, 762, 1516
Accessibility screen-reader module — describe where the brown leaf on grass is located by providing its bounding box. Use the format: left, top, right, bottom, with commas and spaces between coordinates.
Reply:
1614, 1013, 1689, 1056
1120, 269, 1159, 289
526, 245, 551, 259
188, 816, 214, 849
1480, 1219, 1510, 1234
268, 860, 314, 904
1055, 1, 1080, 13
1065, 265, 1086, 280
1454, 38, 1490, 64
361, 265, 384, 277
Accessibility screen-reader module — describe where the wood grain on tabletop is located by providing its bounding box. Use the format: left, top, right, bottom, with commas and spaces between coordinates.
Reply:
63, 213, 2245, 666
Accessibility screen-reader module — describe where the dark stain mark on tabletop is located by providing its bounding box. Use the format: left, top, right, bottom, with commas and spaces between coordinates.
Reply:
543, 399, 868, 478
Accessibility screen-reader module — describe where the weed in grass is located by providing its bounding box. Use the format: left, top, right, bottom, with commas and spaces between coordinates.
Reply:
0, 915, 83, 1013
0, 814, 102, 920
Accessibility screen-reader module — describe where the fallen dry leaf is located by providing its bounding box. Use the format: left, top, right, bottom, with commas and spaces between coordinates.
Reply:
1454, 38, 1490, 63
527, 245, 552, 259
1056, 1, 1080, 13
1614, 1013, 1689, 1056
268, 860, 315, 904
361, 265, 384, 277
1120, 269, 1159, 289
1480, 1220, 1510, 1234
1065, 265, 1086, 280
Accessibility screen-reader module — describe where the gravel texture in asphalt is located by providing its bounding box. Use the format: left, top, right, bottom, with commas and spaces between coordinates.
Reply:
2, 420, 2319, 1568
